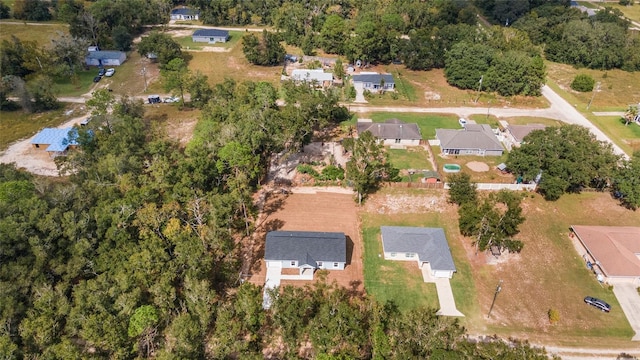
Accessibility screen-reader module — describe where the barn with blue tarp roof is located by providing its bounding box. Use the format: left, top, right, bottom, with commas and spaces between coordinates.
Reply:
31, 128, 79, 156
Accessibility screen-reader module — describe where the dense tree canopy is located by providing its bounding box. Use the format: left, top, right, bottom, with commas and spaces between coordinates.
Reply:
612, 152, 640, 210
242, 30, 285, 66
506, 125, 620, 200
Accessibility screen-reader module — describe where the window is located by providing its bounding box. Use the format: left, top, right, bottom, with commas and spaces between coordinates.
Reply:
406, 253, 415, 258
317, 261, 323, 267
390, 252, 397, 257
395, 139, 401, 143
290, 261, 296, 266
333, 262, 339, 268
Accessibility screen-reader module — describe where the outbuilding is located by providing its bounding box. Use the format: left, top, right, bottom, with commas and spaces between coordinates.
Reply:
31, 128, 79, 157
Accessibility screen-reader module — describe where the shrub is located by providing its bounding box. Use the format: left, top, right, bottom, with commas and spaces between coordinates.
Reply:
296, 164, 319, 177
570, 74, 596, 92
320, 165, 345, 181
548, 308, 560, 323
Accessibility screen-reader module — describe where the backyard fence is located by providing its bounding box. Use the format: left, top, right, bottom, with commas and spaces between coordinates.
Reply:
385, 182, 536, 191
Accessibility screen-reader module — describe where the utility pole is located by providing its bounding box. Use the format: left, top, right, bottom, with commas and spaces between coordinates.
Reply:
141, 67, 148, 92
487, 280, 503, 318
475, 75, 484, 103
587, 81, 601, 110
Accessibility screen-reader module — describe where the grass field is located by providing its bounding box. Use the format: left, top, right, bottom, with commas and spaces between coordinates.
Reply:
52, 69, 97, 97
0, 22, 69, 44
601, 3, 640, 22
0, 104, 82, 151
387, 147, 433, 173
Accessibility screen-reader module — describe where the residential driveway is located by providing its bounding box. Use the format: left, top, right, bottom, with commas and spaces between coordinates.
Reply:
612, 283, 640, 341
353, 82, 367, 103
262, 266, 281, 309
434, 278, 464, 317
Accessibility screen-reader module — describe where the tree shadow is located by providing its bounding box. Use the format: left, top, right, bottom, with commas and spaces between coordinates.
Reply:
261, 191, 289, 219
345, 235, 354, 266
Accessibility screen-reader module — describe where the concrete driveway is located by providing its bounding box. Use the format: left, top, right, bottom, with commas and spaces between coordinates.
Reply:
612, 283, 640, 341
434, 278, 464, 317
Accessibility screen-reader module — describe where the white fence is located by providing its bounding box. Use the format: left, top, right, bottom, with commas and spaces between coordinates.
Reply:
444, 183, 537, 191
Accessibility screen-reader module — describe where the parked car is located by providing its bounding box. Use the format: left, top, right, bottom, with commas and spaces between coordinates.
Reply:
584, 296, 611, 312
105, 68, 115, 77
93, 76, 102, 83
147, 95, 161, 104
458, 118, 468, 127
98, 68, 106, 76
163, 96, 179, 103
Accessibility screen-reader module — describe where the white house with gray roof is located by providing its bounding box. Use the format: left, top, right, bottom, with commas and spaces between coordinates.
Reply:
435, 123, 504, 156
170, 7, 200, 20
357, 119, 422, 146
381, 226, 456, 279
264, 231, 346, 275
192, 29, 230, 43
352, 73, 395, 93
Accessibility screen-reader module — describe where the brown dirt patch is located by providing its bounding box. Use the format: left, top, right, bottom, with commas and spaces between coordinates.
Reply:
466, 161, 490, 172
247, 191, 363, 293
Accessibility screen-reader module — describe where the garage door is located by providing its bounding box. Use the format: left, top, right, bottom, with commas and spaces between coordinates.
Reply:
434, 270, 452, 278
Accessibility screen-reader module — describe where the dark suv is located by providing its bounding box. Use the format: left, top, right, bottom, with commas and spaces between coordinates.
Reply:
584, 296, 611, 312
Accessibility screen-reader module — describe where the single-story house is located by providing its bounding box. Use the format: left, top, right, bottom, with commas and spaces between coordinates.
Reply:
380, 226, 456, 279
85, 51, 127, 67
170, 7, 200, 21
192, 29, 230, 43
499, 121, 546, 149
264, 231, 347, 276
289, 69, 333, 88
356, 119, 422, 146
31, 127, 79, 157
571, 225, 640, 285
435, 124, 504, 156
352, 73, 395, 93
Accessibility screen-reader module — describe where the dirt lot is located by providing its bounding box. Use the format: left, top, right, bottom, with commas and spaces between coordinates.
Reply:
247, 190, 363, 292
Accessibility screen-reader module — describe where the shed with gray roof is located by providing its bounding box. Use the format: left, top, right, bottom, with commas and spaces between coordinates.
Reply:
192, 29, 229, 43
357, 119, 422, 146
381, 226, 456, 278
435, 124, 503, 156
265, 231, 346, 273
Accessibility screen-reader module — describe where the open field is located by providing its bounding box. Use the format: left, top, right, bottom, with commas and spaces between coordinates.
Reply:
0, 104, 84, 151
144, 105, 201, 147
602, 3, 640, 22
247, 191, 363, 291
587, 116, 640, 154
0, 22, 69, 44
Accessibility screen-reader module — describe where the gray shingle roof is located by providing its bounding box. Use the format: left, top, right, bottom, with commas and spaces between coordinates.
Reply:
193, 29, 229, 38
507, 124, 546, 143
265, 231, 346, 265
381, 226, 456, 271
436, 124, 503, 151
352, 73, 395, 85
171, 8, 199, 16
357, 119, 421, 140
85, 51, 126, 60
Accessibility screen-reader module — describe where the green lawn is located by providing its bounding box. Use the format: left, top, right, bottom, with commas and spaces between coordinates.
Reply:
52, 69, 97, 97
367, 112, 460, 139
0, 104, 82, 150
600, 3, 640, 22
387, 147, 432, 171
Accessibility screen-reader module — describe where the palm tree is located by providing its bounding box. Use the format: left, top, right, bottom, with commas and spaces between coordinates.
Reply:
623, 104, 638, 126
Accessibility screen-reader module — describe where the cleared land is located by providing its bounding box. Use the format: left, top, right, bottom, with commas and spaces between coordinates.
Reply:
247, 191, 364, 292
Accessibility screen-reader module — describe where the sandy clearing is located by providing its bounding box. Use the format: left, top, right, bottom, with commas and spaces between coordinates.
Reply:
466, 161, 490, 172
0, 112, 91, 176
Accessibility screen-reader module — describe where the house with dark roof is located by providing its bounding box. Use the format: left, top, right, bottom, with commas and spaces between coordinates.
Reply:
192, 29, 230, 43
31, 128, 79, 157
357, 119, 422, 146
352, 73, 395, 93
265, 231, 347, 275
85, 50, 127, 66
435, 123, 504, 156
170, 7, 200, 21
571, 225, 640, 285
381, 226, 456, 279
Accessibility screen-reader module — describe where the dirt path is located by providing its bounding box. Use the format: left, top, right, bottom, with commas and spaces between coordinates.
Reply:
0, 113, 90, 176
